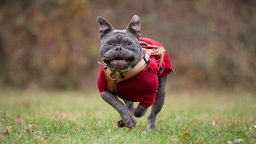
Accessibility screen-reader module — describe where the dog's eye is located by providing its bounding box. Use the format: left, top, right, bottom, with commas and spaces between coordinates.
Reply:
124, 41, 132, 46
107, 41, 114, 46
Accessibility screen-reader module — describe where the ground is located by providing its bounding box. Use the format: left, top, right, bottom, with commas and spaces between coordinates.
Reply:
0, 90, 256, 144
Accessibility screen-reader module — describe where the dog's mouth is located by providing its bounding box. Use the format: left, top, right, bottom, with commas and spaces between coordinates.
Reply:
103, 56, 135, 69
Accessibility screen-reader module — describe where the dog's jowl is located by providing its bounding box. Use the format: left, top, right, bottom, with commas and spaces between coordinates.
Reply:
97, 15, 175, 129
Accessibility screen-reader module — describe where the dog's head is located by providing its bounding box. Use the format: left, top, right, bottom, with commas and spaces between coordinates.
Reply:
97, 15, 143, 71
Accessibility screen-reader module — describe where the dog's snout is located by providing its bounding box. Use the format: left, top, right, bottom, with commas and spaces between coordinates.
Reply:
115, 46, 122, 52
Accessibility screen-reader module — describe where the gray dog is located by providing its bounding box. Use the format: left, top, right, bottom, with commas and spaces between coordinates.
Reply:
97, 15, 174, 129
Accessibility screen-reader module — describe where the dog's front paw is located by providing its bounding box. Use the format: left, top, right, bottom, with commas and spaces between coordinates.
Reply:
119, 115, 136, 129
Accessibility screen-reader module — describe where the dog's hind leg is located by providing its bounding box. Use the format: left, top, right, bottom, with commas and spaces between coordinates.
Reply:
147, 76, 167, 129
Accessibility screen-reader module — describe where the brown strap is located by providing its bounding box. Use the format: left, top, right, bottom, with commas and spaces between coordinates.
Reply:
104, 53, 149, 93
144, 46, 166, 70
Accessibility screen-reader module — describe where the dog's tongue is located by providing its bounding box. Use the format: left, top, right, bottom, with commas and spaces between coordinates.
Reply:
111, 60, 127, 65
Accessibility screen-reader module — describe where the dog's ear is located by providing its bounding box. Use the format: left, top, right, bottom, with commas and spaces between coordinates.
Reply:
126, 15, 141, 38
97, 16, 113, 39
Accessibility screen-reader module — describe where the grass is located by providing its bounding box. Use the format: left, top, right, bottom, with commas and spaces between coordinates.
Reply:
0, 90, 256, 144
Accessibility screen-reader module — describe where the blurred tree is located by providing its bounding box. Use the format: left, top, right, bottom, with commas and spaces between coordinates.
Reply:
0, 0, 92, 89
0, 0, 255, 90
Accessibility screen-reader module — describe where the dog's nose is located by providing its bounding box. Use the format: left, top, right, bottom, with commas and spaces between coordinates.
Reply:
115, 46, 122, 52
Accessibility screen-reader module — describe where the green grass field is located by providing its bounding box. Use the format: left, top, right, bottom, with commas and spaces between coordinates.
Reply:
0, 90, 256, 144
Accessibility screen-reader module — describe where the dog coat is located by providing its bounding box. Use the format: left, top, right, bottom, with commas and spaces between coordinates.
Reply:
97, 37, 174, 108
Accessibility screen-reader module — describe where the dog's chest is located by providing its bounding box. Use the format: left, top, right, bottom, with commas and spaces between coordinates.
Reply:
116, 67, 158, 102
97, 64, 159, 107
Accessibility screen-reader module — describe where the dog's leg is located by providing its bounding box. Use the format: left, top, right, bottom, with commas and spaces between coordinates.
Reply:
148, 76, 167, 129
100, 91, 136, 128
134, 104, 147, 117
125, 100, 147, 118
124, 100, 134, 114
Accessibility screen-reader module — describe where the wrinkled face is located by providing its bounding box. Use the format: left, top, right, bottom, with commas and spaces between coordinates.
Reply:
100, 30, 141, 70
97, 15, 142, 71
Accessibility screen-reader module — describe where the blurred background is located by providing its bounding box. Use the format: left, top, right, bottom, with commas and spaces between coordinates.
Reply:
0, 0, 255, 91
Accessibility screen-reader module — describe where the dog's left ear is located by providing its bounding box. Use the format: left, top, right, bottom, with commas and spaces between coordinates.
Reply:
126, 15, 141, 38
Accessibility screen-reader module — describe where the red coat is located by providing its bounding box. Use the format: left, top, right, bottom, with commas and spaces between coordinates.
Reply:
97, 38, 174, 108
139, 37, 175, 76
